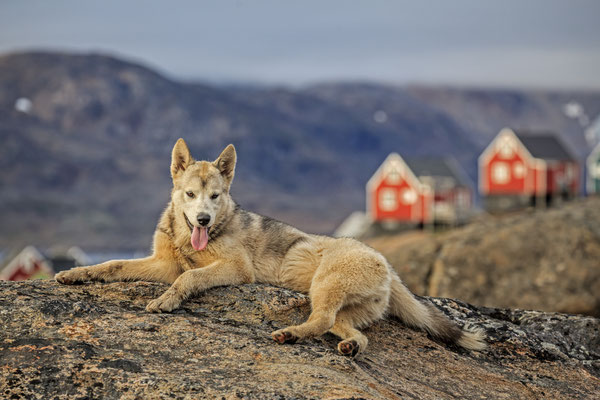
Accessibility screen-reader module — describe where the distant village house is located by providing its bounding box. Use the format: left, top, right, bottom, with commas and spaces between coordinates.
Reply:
0, 246, 54, 281
0, 246, 88, 281
366, 153, 433, 229
479, 128, 579, 212
363, 152, 474, 230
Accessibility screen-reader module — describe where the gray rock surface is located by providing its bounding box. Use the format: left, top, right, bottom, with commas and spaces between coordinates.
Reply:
369, 197, 600, 316
1, 280, 599, 399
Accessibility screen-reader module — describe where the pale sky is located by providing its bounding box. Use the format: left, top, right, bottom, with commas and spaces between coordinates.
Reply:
1, 0, 599, 89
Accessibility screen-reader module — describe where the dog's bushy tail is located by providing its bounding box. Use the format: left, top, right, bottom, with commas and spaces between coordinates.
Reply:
388, 274, 486, 351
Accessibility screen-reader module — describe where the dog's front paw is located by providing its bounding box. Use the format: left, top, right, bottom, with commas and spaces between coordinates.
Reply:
145, 292, 181, 313
55, 268, 89, 285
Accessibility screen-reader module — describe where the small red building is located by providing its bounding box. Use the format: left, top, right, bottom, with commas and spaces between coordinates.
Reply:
366, 153, 433, 225
0, 246, 54, 281
479, 128, 579, 211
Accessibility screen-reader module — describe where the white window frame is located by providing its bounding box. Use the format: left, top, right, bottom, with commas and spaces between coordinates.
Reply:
491, 162, 510, 184
379, 188, 397, 211
513, 162, 525, 178
401, 188, 417, 204
499, 139, 514, 158
386, 167, 401, 184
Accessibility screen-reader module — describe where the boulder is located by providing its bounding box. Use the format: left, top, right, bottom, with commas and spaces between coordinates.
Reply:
1, 280, 599, 399
368, 197, 600, 316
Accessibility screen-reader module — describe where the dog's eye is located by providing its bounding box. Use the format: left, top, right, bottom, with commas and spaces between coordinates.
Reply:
211, 193, 219, 200
186, 191, 195, 198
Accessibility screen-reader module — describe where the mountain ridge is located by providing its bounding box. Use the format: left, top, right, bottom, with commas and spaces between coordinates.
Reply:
1, 50, 599, 251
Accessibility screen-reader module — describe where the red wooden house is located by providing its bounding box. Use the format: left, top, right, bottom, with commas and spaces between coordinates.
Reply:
479, 128, 579, 211
366, 153, 433, 225
0, 246, 54, 281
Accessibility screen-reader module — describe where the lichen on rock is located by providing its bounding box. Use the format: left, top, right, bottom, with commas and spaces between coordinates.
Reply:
1, 280, 599, 399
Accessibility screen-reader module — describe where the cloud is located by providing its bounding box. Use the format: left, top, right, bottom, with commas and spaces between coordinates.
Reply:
1, 0, 599, 88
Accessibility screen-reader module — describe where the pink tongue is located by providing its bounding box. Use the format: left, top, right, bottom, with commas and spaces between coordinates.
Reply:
191, 226, 209, 251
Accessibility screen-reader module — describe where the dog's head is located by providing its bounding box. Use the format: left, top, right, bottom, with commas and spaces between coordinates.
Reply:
170, 139, 236, 251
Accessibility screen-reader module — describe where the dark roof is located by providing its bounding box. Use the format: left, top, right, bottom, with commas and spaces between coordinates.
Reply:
405, 157, 471, 188
514, 131, 575, 161
49, 256, 79, 273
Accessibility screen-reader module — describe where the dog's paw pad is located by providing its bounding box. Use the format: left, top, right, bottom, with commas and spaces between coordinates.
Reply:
338, 340, 359, 357
56, 277, 71, 285
146, 299, 169, 313
145, 291, 181, 313
272, 330, 298, 344
145, 301, 160, 313
55, 271, 79, 285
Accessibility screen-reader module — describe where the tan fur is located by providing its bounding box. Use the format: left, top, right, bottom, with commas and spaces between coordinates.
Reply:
56, 139, 486, 356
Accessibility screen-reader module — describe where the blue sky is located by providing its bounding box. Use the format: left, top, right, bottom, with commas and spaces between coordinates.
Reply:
1, 0, 599, 88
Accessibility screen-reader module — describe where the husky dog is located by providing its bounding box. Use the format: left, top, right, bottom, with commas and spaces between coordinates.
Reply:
56, 139, 485, 356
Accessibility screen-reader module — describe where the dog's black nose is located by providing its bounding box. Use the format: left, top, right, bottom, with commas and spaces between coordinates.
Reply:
197, 213, 211, 227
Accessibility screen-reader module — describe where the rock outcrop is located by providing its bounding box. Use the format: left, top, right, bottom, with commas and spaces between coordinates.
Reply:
1, 280, 599, 399
368, 197, 600, 316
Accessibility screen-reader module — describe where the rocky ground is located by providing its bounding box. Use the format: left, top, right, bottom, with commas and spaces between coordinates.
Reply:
1, 280, 599, 399
368, 197, 600, 316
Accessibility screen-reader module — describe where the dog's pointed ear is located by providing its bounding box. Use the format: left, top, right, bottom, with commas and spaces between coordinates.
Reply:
214, 144, 237, 184
171, 138, 194, 179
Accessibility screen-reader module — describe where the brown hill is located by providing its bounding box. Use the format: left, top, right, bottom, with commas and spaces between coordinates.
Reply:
1, 280, 599, 399
367, 197, 600, 316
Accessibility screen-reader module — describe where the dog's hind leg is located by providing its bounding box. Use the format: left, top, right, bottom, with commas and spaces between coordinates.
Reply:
272, 242, 391, 352
272, 283, 344, 345
328, 297, 387, 357
329, 311, 368, 357
55, 256, 181, 284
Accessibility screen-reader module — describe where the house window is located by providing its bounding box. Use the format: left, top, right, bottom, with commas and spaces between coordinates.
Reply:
379, 188, 397, 211
401, 188, 417, 204
513, 162, 525, 178
491, 162, 510, 184
386, 167, 401, 184
499, 139, 514, 158
593, 164, 600, 178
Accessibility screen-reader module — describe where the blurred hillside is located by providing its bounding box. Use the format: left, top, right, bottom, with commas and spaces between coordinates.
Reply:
367, 196, 600, 316
1, 51, 600, 250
